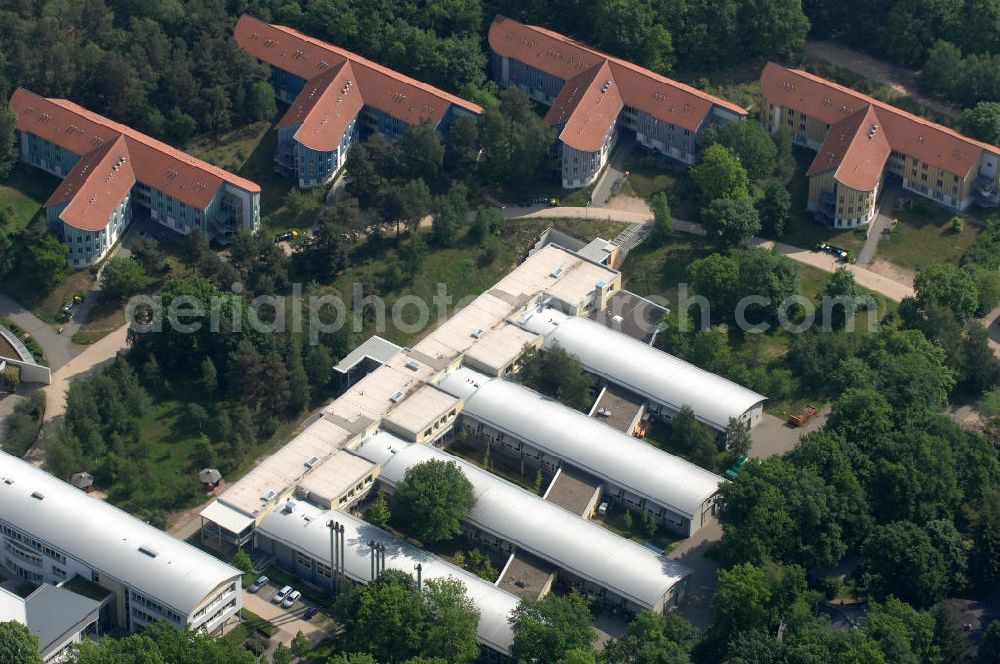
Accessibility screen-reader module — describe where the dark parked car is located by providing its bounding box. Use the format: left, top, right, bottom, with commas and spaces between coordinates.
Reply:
304, 605, 320, 619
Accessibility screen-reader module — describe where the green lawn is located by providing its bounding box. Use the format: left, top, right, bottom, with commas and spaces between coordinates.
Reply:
619, 233, 719, 306
617, 157, 698, 219
320, 217, 627, 346
186, 122, 325, 234
2, 267, 95, 324
120, 377, 311, 517
0, 164, 61, 230
878, 203, 979, 270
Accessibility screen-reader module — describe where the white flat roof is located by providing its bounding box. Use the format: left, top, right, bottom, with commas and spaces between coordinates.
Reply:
257, 501, 518, 654
209, 245, 620, 528
384, 384, 460, 437
464, 324, 540, 374
296, 449, 376, 504
437, 367, 723, 518
199, 500, 255, 535
217, 417, 354, 517
334, 335, 403, 373
521, 308, 766, 429
353, 433, 690, 610
0, 451, 241, 617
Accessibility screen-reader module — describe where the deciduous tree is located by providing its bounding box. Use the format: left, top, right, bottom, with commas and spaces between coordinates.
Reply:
391, 460, 475, 544
702, 198, 760, 249
509, 592, 596, 664
690, 144, 750, 204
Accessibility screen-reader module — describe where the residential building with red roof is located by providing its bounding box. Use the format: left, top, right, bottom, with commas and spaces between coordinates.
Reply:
234, 16, 483, 189
9, 88, 261, 268
487, 16, 748, 189
760, 63, 1000, 228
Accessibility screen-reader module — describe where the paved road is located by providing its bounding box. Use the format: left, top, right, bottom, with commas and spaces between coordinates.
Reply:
25, 323, 129, 464
242, 586, 327, 648
856, 187, 900, 267
0, 293, 79, 371
591, 138, 634, 207
750, 410, 829, 459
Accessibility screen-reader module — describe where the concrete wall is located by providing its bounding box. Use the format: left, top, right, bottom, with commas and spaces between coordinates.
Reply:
0, 357, 51, 385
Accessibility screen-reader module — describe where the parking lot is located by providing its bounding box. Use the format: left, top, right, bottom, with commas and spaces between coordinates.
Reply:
242, 580, 328, 648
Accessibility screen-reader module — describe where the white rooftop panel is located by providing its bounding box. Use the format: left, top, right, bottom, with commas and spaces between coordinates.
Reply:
0, 451, 241, 616
521, 308, 766, 429
353, 434, 690, 610
258, 501, 518, 654
437, 367, 724, 518
199, 500, 254, 535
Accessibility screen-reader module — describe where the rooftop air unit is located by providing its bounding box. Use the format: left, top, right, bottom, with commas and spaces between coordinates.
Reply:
550, 266, 565, 278
390, 391, 405, 403
405, 360, 421, 371
305, 456, 320, 468
472, 328, 485, 339
262, 490, 277, 502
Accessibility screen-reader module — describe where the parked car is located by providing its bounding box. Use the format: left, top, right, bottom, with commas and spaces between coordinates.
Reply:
247, 575, 268, 593
304, 605, 320, 619
281, 590, 301, 609
272, 585, 292, 604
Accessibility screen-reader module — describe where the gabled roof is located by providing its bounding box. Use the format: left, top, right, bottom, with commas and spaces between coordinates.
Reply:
808, 105, 891, 191
545, 62, 623, 152
277, 61, 364, 152
9, 88, 259, 229
44, 135, 135, 229
760, 63, 1000, 179
489, 15, 746, 151
235, 15, 483, 152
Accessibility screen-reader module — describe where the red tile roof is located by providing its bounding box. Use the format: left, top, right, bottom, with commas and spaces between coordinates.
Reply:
10, 88, 260, 231
807, 106, 891, 191
545, 62, 623, 152
235, 16, 483, 152
488, 16, 747, 152
47, 135, 136, 231
761, 63, 1000, 180
276, 62, 364, 152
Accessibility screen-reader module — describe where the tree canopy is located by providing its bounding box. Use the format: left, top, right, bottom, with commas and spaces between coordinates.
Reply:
391, 460, 475, 544
334, 571, 481, 663
509, 592, 596, 664
519, 343, 595, 412
0, 621, 41, 664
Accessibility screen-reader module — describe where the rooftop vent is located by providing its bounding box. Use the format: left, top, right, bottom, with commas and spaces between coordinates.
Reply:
472, 328, 485, 339
283, 499, 298, 513
3, 478, 13, 485
405, 360, 421, 371
390, 390, 405, 403
305, 455, 320, 468
30, 491, 44, 500
550, 266, 565, 278
138, 545, 159, 558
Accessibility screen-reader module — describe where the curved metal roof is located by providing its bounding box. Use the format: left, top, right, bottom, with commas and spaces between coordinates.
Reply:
258, 501, 518, 654
0, 452, 241, 616
437, 368, 722, 518
353, 433, 690, 610
520, 308, 766, 429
